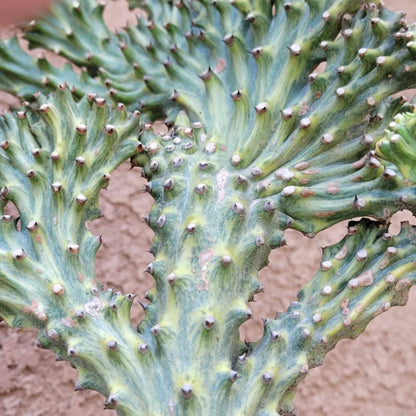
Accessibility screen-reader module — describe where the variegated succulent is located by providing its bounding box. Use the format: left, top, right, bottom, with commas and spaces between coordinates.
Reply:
1, 0, 416, 415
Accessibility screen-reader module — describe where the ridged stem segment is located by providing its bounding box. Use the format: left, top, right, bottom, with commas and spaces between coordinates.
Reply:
237, 219, 416, 415
0, 89, 155, 415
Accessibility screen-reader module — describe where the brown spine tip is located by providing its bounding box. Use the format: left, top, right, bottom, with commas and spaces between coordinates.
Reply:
353, 195, 366, 210
376, 56, 386, 67
256, 235, 265, 247
371, 17, 380, 26
321, 285, 332, 296
270, 330, 280, 342
320, 260, 332, 271
358, 48, 367, 58
136, 142, 145, 153
262, 372, 273, 384
150, 160, 159, 172
94, 97, 106, 107
288, 43, 301, 56
26, 170, 35, 179
50, 151, 60, 161
230, 370, 239, 382
157, 214, 166, 228
12, 248, 26, 260
39, 104, 50, 113
221, 254, 232, 267
172, 157, 183, 167
337, 66, 345, 75
75, 310, 84, 319
322, 11, 330, 21
255, 102, 267, 114
282, 107, 294, 120
231, 154, 241, 165
145, 263, 154, 274
356, 249, 368, 261
321, 133, 334, 144
382, 302, 391, 311
87, 93, 97, 102
76, 194, 88, 206
382, 168, 396, 179
231, 90, 243, 101
302, 328, 311, 339
197, 30, 205, 41
67, 346, 78, 357
106, 340, 118, 351
199, 67, 213, 81
195, 183, 208, 194
104, 394, 118, 409
204, 315, 215, 329
1, 186, 9, 198
250, 46, 263, 58
75, 156, 86, 167
232, 201, 245, 216
186, 223, 196, 234
164, 178, 175, 191
167, 273, 176, 285
312, 313, 322, 323
336, 87, 345, 98
138, 343, 149, 354
308, 72, 318, 83
151, 324, 161, 337
181, 384, 193, 398
299, 118, 311, 129
223, 33, 235, 46
52, 283, 65, 296
68, 244, 79, 254
284, 2, 292, 11
343, 29, 353, 40
264, 200, 275, 213
320, 40, 329, 51
126, 293, 136, 303
105, 124, 115, 135
75, 124, 87, 135
26, 220, 39, 233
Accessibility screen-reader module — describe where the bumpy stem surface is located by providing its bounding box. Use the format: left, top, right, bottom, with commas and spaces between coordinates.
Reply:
1, 0, 416, 415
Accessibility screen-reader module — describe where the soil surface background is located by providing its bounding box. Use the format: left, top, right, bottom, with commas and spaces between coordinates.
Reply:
0, 1, 416, 415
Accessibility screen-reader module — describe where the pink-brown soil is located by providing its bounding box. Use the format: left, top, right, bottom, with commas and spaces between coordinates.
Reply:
0, 1, 416, 415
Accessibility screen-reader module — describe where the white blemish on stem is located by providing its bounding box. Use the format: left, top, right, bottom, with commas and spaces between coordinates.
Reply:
84, 298, 103, 317
198, 250, 214, 291
216, 168, 229, 204
168, 399, 175, 416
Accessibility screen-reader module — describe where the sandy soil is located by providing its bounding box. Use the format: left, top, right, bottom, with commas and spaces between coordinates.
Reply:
1, 0, 416, 415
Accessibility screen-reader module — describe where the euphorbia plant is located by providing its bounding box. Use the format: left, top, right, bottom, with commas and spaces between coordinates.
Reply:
1, 0, 416, 414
